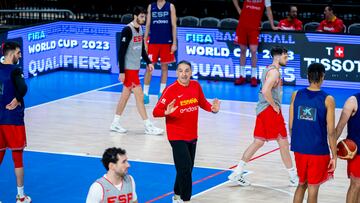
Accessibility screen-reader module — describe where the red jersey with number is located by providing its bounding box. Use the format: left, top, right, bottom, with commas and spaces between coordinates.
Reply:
238, 0, 268, 29
317, 17, 344, 33
278, 18, 303, 31
153, 80, 212, 141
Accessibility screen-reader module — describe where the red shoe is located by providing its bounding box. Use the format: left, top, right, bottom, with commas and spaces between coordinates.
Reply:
250, 77, 258, 87
234, 76, 246, 85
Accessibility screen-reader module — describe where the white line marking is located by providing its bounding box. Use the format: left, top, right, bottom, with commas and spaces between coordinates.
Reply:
192, 181, 230, 198
26, 82, 123, 110
192, 181, 296, 199
24, 149, 231, 171
252, 183, 295, 196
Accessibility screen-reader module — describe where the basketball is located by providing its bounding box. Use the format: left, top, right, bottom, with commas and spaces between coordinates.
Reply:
337, 139, 358, 160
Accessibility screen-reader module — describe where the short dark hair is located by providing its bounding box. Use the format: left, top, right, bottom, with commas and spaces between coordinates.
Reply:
101, 147, 126, 171
177, 60, 192, 69
326, 4, 334, 12
307, 63, 325, 84
2, 41, 21, 56
289, 5, 297, 11
132, 6, 146, 17
270, 45, 288, 57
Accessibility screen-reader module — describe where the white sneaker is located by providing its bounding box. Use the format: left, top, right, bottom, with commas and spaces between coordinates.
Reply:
289, 176, 299, 187
145, 122, 164, 135
110, 122, 127, 133
16, 195, 31, 203
228, 171, 251, 186
172, 196, 184, 203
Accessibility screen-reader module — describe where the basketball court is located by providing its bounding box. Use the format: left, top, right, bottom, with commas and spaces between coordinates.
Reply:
0, 70, 356, 202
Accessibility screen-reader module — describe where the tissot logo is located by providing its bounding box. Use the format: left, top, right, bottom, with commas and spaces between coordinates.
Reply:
325, 46, 345, 58
334, 46, 344, 58
302, 44, 359, 82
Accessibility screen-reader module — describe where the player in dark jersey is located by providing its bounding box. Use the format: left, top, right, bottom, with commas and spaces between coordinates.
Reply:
290, 63, 337, 203
0, 41, 31, 203
143, 0, 177, 104
336, 93, 360, 203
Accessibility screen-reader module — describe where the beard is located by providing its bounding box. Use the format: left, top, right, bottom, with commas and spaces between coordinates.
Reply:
279, 61, 287, 66
136, 19, 144, 25
13, 58, 19, 65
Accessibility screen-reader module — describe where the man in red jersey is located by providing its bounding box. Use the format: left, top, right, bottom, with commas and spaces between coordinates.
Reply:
232, 0, 278, 87
317, 5, 344, 33
278, 5, 303, 31
153, 60, 220, 203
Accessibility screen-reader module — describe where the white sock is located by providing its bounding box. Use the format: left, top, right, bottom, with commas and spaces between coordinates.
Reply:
144, 119, 151, 126
287, 167, 297, 178
113, 114, 121, 123
251, 67, 257, 78
17, 186, 24, 197
143, 85, 150, 95
159, 83, 166, 94
240, 66, 246, 77
235, 160, 246, 173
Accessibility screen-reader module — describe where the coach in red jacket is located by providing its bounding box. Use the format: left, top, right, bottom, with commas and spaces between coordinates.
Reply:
153, 60, 220, 203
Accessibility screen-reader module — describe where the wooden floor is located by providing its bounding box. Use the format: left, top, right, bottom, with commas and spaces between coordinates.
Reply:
25, 90, 349, 203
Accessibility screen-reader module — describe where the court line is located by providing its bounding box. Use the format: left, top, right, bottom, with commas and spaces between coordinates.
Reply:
26, 82, 122, 110
145, 147, 281, 203
251, 183, 295, 196
191, 182, 295, 199
24, 91, 294, 201
26, 148, 288, 202
24, 83, 338, 201
25, 76, 141, 110
25, 149, 231, 171
191, 181, 230, 198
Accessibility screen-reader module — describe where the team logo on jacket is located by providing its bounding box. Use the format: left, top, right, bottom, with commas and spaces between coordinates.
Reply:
298, 106, 317, 121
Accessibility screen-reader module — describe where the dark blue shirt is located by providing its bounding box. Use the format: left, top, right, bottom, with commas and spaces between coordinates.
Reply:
291, 88, 330, 155
347, 93, 360, 155
0, 64, 26, 125
149, 2, 173, 44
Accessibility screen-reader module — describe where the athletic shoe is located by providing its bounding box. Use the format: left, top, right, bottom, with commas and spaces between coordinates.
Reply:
16, 195, 31, 203
172, 196, 184, 203
235, 176, 251, 186
144, 94, 150, 104
145, 122, 164, 135
250, 77, 258, 87
228, 171, 251, 186
110, 122, 127, 133
289, 175, 299, 187
234, 76, 246, 85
